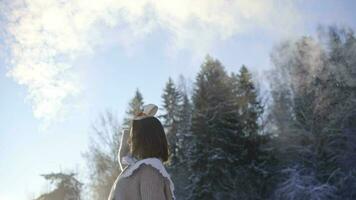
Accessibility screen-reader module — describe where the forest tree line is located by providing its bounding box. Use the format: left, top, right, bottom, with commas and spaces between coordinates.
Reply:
35, 26, 356, 200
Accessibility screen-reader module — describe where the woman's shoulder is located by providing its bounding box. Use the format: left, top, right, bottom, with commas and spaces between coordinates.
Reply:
121, 158, 168, 179
121, 158, 176, 200
136, 163, 166, 181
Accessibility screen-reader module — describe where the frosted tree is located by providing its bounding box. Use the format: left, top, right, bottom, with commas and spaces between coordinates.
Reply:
273, 166, 337, 200
268, 26, 356, 199
35, 172, 82, 200
84, 90, 146, 200
320, 26, 356, 199
268, 36, 337, 199
84, 111, 121, 200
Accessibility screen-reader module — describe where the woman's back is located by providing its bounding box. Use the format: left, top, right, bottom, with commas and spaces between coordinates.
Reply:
110, 162, 173, 200
108, 111, 175, 200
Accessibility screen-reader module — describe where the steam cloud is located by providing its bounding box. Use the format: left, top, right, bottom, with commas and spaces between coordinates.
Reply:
4, 0, 301, 125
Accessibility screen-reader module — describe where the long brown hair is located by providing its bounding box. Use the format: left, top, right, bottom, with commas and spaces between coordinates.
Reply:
129, 117, 169, 162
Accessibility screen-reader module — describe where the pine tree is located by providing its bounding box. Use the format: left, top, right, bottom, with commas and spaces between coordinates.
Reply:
177, 93, 193, 161
188, 56, 237, 199
173, 81, 193, 200
161, 77, 182, 165
235, 65, 264, 162
123, 89, 144, 128
176, 75, 193, 164
228, 66, 267, 199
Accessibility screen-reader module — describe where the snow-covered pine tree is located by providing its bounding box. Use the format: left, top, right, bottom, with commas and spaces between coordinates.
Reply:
235, 65, 264, 162
161, 77, 182, 166
177, 92, 193, 162
228, 66, 268, 199
175, 75, 193, 164
122, 89, 144, 128
188, 56, 237, 199
173, 78, 193, 200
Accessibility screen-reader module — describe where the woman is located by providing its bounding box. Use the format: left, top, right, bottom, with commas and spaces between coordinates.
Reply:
108, 104, 175, 200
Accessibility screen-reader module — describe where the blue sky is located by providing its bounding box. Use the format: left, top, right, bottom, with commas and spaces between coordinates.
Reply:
1, 0, 356, 200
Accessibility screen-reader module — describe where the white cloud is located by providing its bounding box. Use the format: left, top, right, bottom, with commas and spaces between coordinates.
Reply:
4, 0, 301, 125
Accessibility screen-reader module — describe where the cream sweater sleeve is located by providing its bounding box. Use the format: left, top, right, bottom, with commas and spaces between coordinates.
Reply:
138, 165, 173, 200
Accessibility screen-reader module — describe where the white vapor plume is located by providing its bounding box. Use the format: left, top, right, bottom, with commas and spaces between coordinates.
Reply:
4, 0, 301, 125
